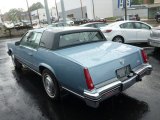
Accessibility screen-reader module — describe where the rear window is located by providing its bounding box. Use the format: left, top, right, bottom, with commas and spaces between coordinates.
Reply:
96, 23, 107, 28
59, 31, 104, 48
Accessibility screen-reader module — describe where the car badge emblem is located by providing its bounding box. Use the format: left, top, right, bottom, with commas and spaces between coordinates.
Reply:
137, 60, 140, 63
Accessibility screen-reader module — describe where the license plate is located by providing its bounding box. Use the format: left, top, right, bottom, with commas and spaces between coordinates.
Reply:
116, 65, 131, 79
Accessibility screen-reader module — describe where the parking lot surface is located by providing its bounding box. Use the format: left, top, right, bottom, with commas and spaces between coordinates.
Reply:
0, 38, 160, 120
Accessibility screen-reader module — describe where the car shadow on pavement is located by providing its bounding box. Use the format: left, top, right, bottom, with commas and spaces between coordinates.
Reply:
151, 48, 160, 61
12, 68, 149, 120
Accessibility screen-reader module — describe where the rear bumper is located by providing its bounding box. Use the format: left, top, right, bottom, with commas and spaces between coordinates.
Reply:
84, 64, 152, 108
148, 38, 160, 47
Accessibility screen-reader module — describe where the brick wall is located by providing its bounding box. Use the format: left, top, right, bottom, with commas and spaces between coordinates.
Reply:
0, 27, 30, 38
144, 0, 150, 4
155, 0, 160, 3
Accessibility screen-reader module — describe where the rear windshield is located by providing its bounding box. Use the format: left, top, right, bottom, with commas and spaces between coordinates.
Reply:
59, 31, 104, 48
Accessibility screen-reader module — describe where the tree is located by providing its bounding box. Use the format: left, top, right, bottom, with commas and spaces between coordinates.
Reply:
29, 2, 44, 11
5, 8, 24, 22
149, 0, 154, 4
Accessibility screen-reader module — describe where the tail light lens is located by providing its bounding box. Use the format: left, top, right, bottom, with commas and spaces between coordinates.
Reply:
141, 49, 148, 63
84, 68, 94, 90
103, 29, 112, 33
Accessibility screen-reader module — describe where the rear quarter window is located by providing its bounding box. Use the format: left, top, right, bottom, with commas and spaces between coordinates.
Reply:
40, 31, 54, 49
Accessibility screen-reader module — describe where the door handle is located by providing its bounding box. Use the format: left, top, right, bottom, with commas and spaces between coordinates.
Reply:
28, 53, 33, 56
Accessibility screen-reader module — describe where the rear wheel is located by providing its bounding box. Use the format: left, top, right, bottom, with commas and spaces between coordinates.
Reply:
42, 69, 60, 100
113, 36, 124, 43
156, 18, 160, 23
11, 54, 22, 70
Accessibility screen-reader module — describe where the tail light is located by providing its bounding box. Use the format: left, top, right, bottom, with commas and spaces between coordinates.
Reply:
84, 68, 94, 90
103, 29, 112, 33
150, 31, 153, 38
141, 49, 148, 63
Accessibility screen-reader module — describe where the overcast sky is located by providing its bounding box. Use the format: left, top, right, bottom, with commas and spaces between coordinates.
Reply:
0, 0, 60, 13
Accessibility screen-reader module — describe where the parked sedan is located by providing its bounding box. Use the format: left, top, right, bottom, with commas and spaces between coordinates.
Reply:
116, 14, 140, 21
80, 22, 108, 29
148, 27, 160, 47
101, 21, 152, 43
59, 18, 74, 25
7, 27, 152, 108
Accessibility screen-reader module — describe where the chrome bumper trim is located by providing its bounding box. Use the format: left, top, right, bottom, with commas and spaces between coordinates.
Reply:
84, 64, 152, 108
148, 38, 160, 47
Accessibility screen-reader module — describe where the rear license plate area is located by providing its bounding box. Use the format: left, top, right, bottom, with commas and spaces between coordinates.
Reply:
116, 65, 131, 80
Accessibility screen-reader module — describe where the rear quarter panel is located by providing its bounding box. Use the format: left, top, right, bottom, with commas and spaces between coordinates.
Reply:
35, 48, 87, 95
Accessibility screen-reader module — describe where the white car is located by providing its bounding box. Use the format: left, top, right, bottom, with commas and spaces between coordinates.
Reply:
101, 21, 152, 43
59, 18, 74, 25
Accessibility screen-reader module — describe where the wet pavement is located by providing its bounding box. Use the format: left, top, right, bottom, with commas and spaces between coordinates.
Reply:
0, 38, 160, 120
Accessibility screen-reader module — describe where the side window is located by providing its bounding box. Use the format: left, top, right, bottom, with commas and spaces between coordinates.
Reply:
120, 22, 134, 29
134, 22, 141, 29
96, 23, 107, 28
20, 32, 42, 49
86, 24, 96, 28
20, 32, 31, 46
30, 33, 42, 48
141, 23, 150, 30
28, 32, 37, 43
134, 22, 150, 30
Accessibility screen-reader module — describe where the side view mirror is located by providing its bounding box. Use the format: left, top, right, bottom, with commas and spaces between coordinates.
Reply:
27, 36, 31, 40
15, 41, 20, 46
27, 32, 33, 40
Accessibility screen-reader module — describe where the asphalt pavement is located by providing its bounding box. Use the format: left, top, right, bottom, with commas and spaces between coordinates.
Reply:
0, 38, 160, 120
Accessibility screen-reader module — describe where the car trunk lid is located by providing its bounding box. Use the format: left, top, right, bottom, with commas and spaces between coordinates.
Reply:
55, 41, 142, 85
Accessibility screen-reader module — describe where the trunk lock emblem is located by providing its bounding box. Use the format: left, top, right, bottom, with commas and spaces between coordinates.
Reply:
120, 59, 125, 65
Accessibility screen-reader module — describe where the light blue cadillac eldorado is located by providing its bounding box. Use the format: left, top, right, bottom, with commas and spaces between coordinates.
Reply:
7, 27, 152, 108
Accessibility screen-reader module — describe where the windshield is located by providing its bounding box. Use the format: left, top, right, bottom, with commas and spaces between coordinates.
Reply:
59, 31, 105, 48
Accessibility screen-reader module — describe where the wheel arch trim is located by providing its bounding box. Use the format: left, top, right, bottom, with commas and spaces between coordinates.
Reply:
112, 35, 125, 42
39, 63, 57, 77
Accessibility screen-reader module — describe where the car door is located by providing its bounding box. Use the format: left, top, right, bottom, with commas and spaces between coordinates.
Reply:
28, 32, 42, 71
15, 32, 32, 67
134, 22, 151, 42
119, 22, 137, 43
18, 32, 40, 68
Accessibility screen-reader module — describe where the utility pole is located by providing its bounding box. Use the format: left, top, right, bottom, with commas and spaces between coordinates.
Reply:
80, 0, 83, 18
60, 0, 66, 23
26, 0, 33, 27
124, 0, 127, 20
55, 0, 59, 21
92, 0, 95, 19
44, 0, 51, 24
37, 9, 41, 27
